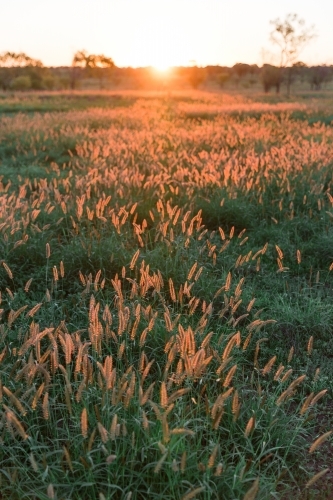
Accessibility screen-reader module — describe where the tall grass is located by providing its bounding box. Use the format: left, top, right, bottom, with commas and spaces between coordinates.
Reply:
0, 91, 332, 499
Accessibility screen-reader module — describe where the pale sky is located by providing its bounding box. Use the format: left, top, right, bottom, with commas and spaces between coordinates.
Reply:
1, 0, 332, 68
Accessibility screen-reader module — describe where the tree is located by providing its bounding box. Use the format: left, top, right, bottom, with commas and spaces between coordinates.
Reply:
0, 52, 43, 68
308, 65, 333, 91
10, 75, 32, 91
261, 64, 283, 93
217, 72, 230, 88
232, 63, 251, 85
187, 66, 206, 89
0, 52, 43, 90
72, 50, 115, 89
269, 13, 316, 95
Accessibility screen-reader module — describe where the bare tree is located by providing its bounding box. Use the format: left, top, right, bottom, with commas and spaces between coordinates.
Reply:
270, 13, 316, 95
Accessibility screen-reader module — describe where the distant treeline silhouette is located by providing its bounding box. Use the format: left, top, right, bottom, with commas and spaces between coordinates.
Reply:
0, 52, 332, 93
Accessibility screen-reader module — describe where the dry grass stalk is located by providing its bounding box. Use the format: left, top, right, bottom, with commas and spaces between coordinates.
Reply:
300, 393, 314, 415
243, 477, 259, 500
244, 416, 255, 437
97, 422, 109, 443
47, 484, 55, 499
63, 446, 73, 472
309, 431, 332, 453
310, 389, 328, 406
154, 451, 168, 473
187, 261, 198, 281
305, 468, 330, 488
214, 462, 223, 476
307, 336, 313, 355
3, 386, 26, 415
287, 346, 294, 363
160, 381, 168, 408
262, 356, 277, 376
24, 278, 33, 292
280, 369, 293, 383
142, 409, 149, 430
207, 444, 219, 469
223, 364, 237, 387
87, 428, 97, 452
5, 409, 28, 440
180, 451, 187, 473
2, 262, 13, 280
81, 408, 88, 438
182, 486, 205, 500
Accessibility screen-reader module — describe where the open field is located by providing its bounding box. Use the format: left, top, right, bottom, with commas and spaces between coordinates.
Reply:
0, 90, 332, 499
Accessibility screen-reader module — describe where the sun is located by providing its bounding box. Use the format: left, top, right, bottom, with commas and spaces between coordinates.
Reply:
152, 62, 171, 75
152, 62, 172, 73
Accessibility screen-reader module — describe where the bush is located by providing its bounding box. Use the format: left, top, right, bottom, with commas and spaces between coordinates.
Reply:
261, 65, 283, 93
10, 75, 32, 91
59, 76, 70, 89
187, 67, 206, 89
217, 72, 230, 88
42, 75, 56, 90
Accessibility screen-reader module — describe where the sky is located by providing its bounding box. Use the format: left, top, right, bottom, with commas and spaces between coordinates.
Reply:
1, 0, 333, 68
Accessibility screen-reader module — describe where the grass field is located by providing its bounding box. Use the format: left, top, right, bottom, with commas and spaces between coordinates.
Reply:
0, 89, 332, 500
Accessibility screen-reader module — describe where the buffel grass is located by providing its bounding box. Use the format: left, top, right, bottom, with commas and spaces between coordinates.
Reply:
0, 90, 332, 499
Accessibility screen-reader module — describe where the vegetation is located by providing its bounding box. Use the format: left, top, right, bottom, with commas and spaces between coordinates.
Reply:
1, 49, 332, 94
0, 90, 332, 499
269, 14, 316, 95
71, 51, 115, 90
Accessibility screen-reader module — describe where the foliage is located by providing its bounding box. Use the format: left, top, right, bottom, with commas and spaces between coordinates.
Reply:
308, 66, 333, 91
217, 72, 230, 88
261, 64, 283, 93
9, 75, 31, 91
72, 50, 115, 90
0, 51, 43, 68
269, 14, 316, 95
0, 91, 332, 499
187, 66, 206, 89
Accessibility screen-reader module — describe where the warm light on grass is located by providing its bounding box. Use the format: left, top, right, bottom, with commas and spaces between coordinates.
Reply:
0, 90, 332, 500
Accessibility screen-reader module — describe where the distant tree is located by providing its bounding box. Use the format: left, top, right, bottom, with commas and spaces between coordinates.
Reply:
261, 64, 283, 93
217, 71, 230, 88
71, 50, 115, 89
269, 13, 316, 95
0, 52, 43, 68
0, 52, 43, 90
42, 75, 56, 90
187, 66, 206, 89
308, 65, 333, 90
292, 61, 307, 84
232, 63, 251, 85
10, 75, 32, 91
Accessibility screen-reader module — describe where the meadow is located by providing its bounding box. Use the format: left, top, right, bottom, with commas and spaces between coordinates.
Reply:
0, 89, 332, 500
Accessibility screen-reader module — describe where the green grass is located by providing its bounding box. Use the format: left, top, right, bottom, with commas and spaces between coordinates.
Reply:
0, 90, 332, 499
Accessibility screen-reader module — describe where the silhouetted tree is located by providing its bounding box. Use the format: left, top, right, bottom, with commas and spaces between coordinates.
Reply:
71, 50, 115, 89
187, 66, 206, 89
0, 52, 43, 90
217, 72, 230, 88
261, 64, 283, 93
269, 14, 316, 95
232, 63, 251, 85
0, 52, 43, 68
308, 65, 333, 90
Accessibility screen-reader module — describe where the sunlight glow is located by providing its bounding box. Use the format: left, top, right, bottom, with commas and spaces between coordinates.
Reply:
152, 63, 172, 73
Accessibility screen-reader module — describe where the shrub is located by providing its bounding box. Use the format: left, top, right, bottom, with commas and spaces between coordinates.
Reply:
10, 75, 32, 90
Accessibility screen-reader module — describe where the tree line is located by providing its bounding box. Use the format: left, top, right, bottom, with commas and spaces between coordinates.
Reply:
0, 53, 331, 93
